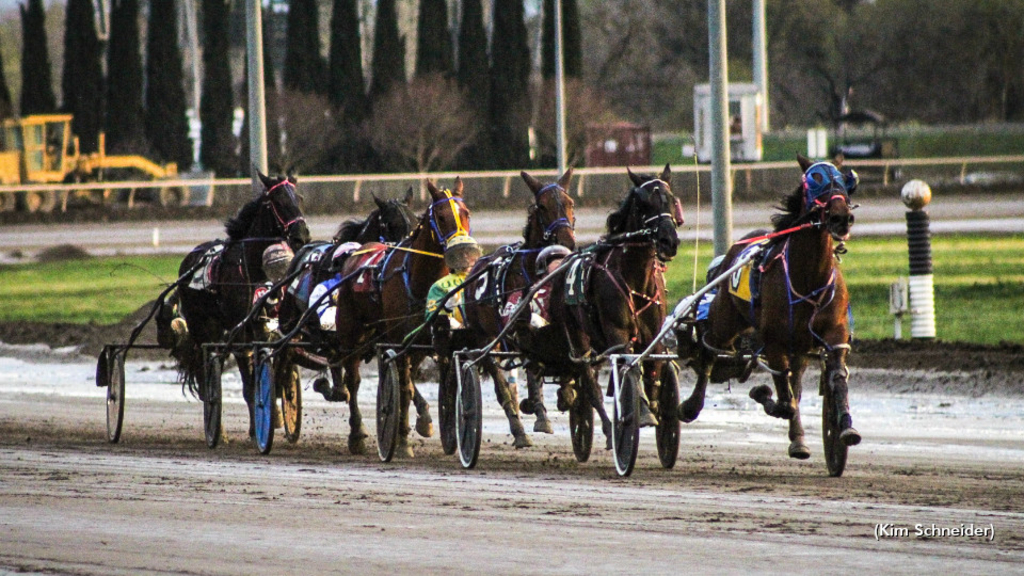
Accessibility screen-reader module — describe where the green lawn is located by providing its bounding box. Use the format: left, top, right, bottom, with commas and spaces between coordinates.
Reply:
663, 234, 1024, 344
2, 235, 1022, 344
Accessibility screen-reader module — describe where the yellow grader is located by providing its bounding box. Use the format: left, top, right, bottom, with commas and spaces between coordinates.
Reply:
0, 114, 188, 213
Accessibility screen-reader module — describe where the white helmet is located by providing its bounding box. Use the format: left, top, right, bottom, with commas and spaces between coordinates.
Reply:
536, 244, 571, 276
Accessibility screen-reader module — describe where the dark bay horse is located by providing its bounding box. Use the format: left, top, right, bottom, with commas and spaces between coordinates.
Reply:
170, 171, 310, 439
273, 188, 417, 402
520, 166, 682, 451
461, 169, 577, 447
334, 179, 472, 456
678, 154, 862, 463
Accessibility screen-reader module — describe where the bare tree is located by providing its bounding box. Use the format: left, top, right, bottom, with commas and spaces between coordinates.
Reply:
365, 75, 479, 173
274, 90, 345, 174
533, 79, 618, 168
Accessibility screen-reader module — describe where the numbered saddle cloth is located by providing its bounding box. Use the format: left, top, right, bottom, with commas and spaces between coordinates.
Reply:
499, 284, 554, 328
727, 240, 770, 303
187, 242, 225, 292
348, 244, 388, 293
286, 242, 333, 307
563, 254, 591, 307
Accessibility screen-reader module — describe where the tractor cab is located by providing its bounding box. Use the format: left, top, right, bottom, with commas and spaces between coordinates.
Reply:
1, 114, 76, 183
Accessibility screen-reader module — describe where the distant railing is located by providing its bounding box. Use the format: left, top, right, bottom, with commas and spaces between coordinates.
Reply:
2, 155, 1022, 215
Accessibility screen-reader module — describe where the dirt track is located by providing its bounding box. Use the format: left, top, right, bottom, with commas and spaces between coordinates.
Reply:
1, 346, 1023, 574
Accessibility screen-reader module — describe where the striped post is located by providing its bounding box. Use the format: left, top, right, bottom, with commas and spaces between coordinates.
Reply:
900, 180, 936, 338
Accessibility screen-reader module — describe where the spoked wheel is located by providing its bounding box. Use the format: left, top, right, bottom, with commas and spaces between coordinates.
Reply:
656, 361, 681, 469
821, 372, 848, 477
104, 349, 126, 443
612, 366, 642, 477
203, 353, 223, 449
376, 349, 401, 462
569, 383, 594, 463
456, 364, 482, 469
280, 363, 302, 444
252, 349, 275, 455
438, 360, 458, 455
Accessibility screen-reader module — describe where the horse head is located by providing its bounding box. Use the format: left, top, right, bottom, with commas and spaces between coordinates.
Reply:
520, 168, 577, 251
796, 154, 857, 242
371, 187, 417, 243
608, 164, 682, 261
256, 170, 310, 251
425, 177, 472, 251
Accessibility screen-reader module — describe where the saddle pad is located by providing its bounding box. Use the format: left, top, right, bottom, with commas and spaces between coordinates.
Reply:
564, 256, 588, 306
287, 242, 333, 307
187, 243, 225, 291
727, 240, 768, 303
350, 245, 388, 293
499, 285, 554, 327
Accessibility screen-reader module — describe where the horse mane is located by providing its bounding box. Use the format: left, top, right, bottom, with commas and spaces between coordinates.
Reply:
335, 216, 370, 242
224, 197, 262, 241
771, 185, 805, 232
605, 190, 634, 234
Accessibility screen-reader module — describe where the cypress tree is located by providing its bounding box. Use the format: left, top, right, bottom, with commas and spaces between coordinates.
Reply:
0, 36, 13, 121
328, 0, 368, 121
457, 0, 490, 169
541, 0, 581, 79
19, 0, 57, 115
284, 0, 327, 95
490, 0, 531, 169
200, 0, 238, 176
106, 0, 145, 153
62, 0, 105, 153
369, 0, 406, 102
145, 0, 192, 170
416, 0, 453, 77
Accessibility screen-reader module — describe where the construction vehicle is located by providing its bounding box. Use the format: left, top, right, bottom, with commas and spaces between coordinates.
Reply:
0, 114, 187, 213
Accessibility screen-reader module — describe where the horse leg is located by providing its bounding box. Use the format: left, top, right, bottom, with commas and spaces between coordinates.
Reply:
644, 360, 662, 421
749, 348, 797, 420
236, 350, 256, 440
787, 360, 811, 459
679, 351, 713, 423
482, 358, 530, 448
342, 359, 369, 455
825, 346, 861, 446
412, 384, 434, 439
523, 365, 553, 434
580, 367, 613, 450
395, 356, 415, 458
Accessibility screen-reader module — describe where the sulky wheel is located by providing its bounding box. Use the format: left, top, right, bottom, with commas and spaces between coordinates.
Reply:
280, 362, 302, 444
569, 383, 594, 463
252, 349, 276, 455
821, 371, 848, 477
656, 361, 681, 469
203, 353, 223, 449
438, 359, 458, 455
456, 363, 482, 469
376, 349, 401, 462
104, 349, 126, 444
612, 366, 642, 477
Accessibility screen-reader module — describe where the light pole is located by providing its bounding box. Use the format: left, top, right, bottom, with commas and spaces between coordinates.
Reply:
245, 0, 268, 184
708, 0, 733, 256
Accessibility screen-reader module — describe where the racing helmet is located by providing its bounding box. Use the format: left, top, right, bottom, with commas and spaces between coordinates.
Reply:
444, 235, 482, 271
262, 242, 294, 282
535, 244, 571, 277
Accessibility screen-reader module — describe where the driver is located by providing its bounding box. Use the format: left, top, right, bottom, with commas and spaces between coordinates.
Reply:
426, 235, 482, 354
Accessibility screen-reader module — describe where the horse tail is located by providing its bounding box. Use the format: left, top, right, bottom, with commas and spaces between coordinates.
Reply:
175, 333, 203, 399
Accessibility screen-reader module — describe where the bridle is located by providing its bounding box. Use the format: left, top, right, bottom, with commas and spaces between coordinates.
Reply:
427, 187, 470, 249
264, 180, 306, 235
632, 179, 678, 236
534, 183, 575, 243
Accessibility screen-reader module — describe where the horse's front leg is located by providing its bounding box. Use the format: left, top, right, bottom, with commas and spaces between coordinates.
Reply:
787, 360, 811, 459
410, 355, 434, 438
522, 365, 553, 434
679, 349, 713, 423
579, 366, 613, 450
339, 360, 368, 455
482, 358, 530, 448
748, 346, 797, 420
825, 345, 861, 446
395, 356, 415, 458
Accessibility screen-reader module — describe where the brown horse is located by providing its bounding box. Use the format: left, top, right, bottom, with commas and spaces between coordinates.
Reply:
169, 171, 310, 439
678, 154, 862, 465
333, 179, 472, 456
460, 169, 577, 448
518, 166, 682, 453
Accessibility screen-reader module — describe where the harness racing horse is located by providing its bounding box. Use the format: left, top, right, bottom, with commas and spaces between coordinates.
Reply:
333, 179, 472, 457
270, 188, 416, 416
677, 154, 862, 475
522, 166, 682, 457
170, 171, 310, 441
460, 169, 577, 449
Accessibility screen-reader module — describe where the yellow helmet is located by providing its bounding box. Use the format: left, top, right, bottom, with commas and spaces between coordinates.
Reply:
444, 235, 482, 271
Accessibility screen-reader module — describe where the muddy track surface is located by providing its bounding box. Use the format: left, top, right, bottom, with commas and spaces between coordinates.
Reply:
1, 345, 1022, 574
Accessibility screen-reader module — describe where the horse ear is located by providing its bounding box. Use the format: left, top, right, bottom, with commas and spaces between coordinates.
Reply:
372, 192, 386, 210
403, 186, 414, 206
453, 176, 464, 196
627, 166, 643, 187
832, 152, 845, 169
797, 153, 814, 172
253, 165, 271, 195
659, 164, 671, 184
557, 167, 574, 190
426, 180, 440, 198
521, 170, 542, 193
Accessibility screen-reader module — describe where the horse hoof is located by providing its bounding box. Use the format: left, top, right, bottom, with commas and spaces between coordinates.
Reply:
415, 416, 434, 438
330, 386, 350, 403
348, 434, 367, 455
638, 401, 659, 428
677, 401, 700, 423
788, 442, 811, 460
749, 384, 773, 404
513, 434, 533, 449
272, 406, 284, 430
840, 427, 862, 446
313, 377, 332, 401
534, 416, 553, 434
395, 438, 415, 459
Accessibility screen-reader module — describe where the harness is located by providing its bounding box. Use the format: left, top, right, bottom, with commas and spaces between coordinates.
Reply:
265, 180, 306, 233
534, 183, 574, 242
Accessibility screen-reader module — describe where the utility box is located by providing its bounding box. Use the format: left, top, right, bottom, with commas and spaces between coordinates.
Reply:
585, 122, 652, 167
693, 83, 763, 163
